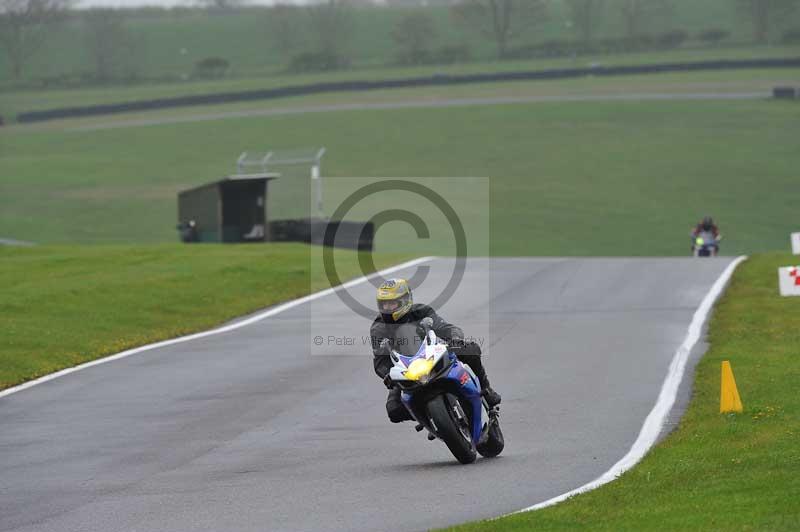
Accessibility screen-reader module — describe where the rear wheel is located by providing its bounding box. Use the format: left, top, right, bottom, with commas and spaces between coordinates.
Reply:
427, 393, 476, 464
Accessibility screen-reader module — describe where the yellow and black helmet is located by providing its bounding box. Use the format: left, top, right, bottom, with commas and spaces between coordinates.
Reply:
376, 278, 413, 322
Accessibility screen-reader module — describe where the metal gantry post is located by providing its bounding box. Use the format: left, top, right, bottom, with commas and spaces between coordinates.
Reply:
234, 147, 327, 219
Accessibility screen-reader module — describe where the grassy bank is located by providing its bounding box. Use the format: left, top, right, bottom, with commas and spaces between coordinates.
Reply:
2, 96, 799, 256
0, 243, 410, 391
446, 252, 800, 531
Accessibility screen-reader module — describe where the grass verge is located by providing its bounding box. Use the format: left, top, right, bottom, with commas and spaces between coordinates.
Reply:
444, 252, 800, 531
0, 243, 411, 391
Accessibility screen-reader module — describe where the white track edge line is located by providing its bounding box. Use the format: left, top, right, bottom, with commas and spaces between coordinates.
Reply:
509, 255, 748, 515
0, 256, 435, 400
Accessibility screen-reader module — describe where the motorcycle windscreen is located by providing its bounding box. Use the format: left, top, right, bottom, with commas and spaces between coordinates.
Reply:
388, 322, 426, 357
696, 230, 716, 244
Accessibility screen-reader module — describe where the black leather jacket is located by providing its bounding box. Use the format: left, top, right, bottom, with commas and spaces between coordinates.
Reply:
370, 304, 463, 379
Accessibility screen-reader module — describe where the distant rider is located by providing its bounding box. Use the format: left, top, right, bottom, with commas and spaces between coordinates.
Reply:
691, 216, 720, 255
370, 278, 501, 423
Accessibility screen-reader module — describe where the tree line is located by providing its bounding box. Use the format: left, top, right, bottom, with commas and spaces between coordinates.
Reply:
448, 0, 800, 59
2, 0, 799, 83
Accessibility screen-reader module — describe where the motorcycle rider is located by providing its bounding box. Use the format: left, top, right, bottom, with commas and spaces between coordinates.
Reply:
370, 278, 501, 423
691, 216, 721, 255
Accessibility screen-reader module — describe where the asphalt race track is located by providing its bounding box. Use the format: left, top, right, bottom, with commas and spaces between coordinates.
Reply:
0, 257, 736, 532
69, 91, 767, 132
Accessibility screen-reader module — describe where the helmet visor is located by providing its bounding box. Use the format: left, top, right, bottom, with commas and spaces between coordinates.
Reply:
379, 299, 402, 314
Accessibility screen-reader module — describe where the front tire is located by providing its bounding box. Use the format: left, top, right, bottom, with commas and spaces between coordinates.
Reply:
427, 394, 476, 464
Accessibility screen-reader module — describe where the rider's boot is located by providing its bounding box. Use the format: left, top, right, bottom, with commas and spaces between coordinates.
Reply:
481, 381, 502, 408
386, 386, 413, 423
474, 367, 501, 407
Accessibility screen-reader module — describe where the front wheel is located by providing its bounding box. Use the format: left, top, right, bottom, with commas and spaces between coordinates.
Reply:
427, 393, 476, 464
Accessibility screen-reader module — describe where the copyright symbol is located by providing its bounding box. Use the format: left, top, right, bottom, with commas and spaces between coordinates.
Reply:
313, 336, 324, 346
322, 179, 467, 320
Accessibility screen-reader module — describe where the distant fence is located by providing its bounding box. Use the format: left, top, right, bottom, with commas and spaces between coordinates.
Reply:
16, 57, 800, 123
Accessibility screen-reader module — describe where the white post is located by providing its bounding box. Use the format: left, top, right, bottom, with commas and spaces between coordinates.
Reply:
314, 148, 326, 219
311, 164, 323, 219
791, 233, 800, 255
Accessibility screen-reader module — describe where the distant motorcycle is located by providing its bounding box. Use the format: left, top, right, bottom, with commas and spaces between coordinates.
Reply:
387, 321, 504, 464
692, 231, 722, 257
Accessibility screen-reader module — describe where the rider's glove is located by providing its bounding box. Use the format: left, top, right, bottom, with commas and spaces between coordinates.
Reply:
383, 374, 394, 389
417, 317, 434, 339
378, 338, 392, 355
450, 336, 466, 349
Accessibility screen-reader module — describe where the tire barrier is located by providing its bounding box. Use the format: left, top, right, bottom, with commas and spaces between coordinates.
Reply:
16, 57, 800, 123
269, 218, 374, 251
773, 86, 798, 99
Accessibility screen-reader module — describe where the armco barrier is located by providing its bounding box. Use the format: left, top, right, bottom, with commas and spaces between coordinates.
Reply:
16, 57, 800, 123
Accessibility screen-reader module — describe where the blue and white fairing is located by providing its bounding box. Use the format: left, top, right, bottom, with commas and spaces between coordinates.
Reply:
388, 331, 488, 444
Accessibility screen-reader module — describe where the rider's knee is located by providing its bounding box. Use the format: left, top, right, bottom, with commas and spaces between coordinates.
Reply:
460, 341, 482, 356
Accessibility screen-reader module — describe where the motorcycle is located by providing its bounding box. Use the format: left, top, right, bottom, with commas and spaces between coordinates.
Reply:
387, 321, 504, 464
692, 231, 722, 257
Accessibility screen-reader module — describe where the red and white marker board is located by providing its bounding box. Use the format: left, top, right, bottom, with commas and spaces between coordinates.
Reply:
778, 266, 800, 296
792, 233, 800, 255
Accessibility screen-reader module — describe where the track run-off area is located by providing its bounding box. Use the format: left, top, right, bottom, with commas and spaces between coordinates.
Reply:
0, 257, 741, 532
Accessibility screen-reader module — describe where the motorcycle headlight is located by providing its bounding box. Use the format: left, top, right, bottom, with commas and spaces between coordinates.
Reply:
404, 358, 434, 382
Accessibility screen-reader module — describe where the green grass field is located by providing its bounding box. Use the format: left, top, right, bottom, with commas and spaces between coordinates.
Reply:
0, 243, 410, 390
445, 252, 800, 531
2, 84, 799, 256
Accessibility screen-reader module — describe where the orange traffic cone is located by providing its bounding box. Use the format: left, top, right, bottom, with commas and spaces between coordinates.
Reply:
720, 361, 743, 413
